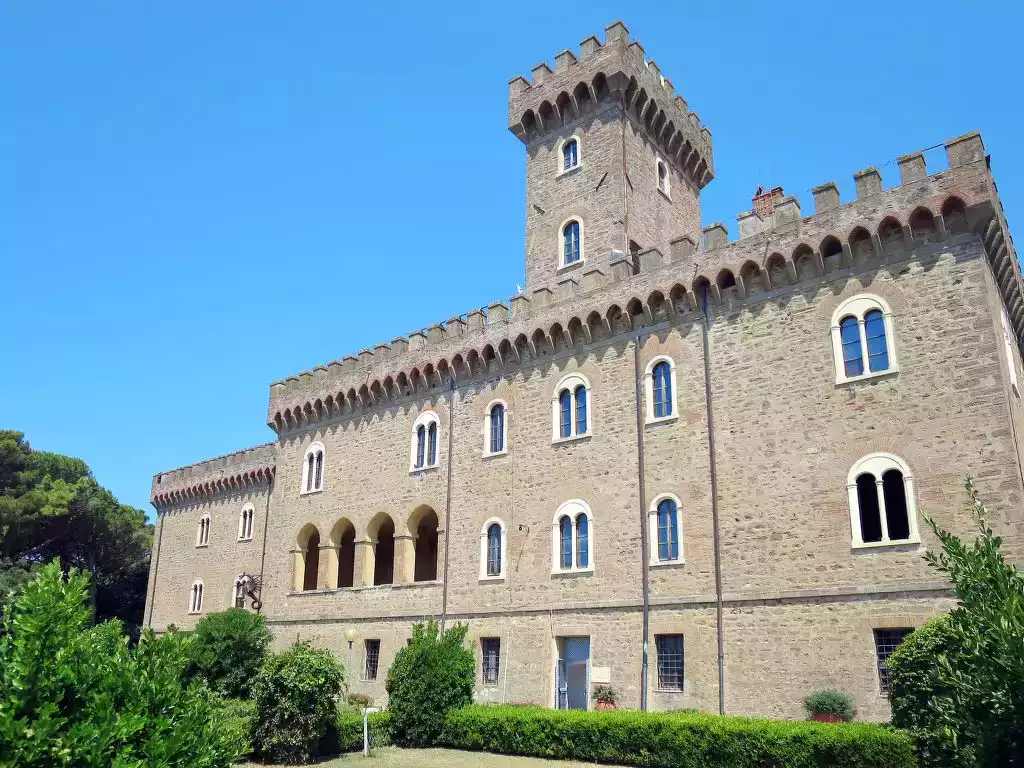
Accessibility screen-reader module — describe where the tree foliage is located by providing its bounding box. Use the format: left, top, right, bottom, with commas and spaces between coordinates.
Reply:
887, 478, 1024, 766
186, 608, 273, 700
0, 430, 152, 633
385, 618, 474, 747
0, 561, 243, 767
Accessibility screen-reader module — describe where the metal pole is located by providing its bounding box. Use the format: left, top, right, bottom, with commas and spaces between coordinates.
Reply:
439, 377, 456, 632
633, 333, 650, 711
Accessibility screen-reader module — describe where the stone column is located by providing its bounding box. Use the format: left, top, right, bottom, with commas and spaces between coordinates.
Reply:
354, 538, 374, 587
394, 533, 415, 582
290, 548, 304, 592
318, 544, 339, 590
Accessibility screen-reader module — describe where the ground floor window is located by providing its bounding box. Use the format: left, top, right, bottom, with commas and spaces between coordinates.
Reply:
873, 628, 912, 693
481, 638, 500, 686
655, 634, 684, 691
364, 639, 381, 681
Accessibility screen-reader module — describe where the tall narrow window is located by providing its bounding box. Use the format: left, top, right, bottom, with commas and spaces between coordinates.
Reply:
427, 422, 438, 466
559, 390, 571, 438
653, 361, 672, 418
197, 515, 210, 547
553, 374, 592, 441
657, 498, 679, 561
314, 451, 323, 489
487, 523, 502, 577
575, 513, 589, 569
574, 385, 587, 435
411, 413, 441, 471
489, 403, 505, 454
415, 425, 425, 468
657, 160, 669, 196
364, 639, 381, 681
189, 580, 204, 614
848, 453, 920, 548
482, 638, 501, 685
831, 295, 898, 384
856, 473, 883, 543
301, 443, 325, 493
874, 628, 912, 693
559, 516, 572, 569
864, 309, 889, 372
562, 138, 578, 170
306, 453, 315, 491
655, 634, 684, 691
238, 504, 254, 541
840, 316, 864, 377
563, 220, 581, 265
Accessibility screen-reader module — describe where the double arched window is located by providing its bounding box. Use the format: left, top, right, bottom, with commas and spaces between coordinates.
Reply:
552, 373, 590, 441
196, 514, 211, 547
301, 442, 325, 494
561, 219, 582, 267
847, 453, 920, 548
411, 412, 440, 471
656, 158, 670, 197
484, 401, 507, 455
479, 518, 506, 580
561, 137, 579, 171
238, 503, 254, 541
830, 295, 898, 384
551, 500, 594, 574
644, 356, 677, 423
188, 579, 204, 614
648, 495, 682, 564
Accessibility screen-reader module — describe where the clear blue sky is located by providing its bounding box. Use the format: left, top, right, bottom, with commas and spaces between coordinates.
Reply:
3, 1, 1022, 516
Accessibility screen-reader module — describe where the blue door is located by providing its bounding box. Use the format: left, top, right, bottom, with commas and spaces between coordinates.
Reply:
556, 636, 590, 710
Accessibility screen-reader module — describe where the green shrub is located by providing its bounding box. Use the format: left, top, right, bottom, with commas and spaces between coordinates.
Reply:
592, 684, 617, 704
385, 618, 474, 747
217, 697, 257, 755
0, 561, 244, 767
441, 706, 917, 768
803, 689, 853, 721
346, 692, 374, 709
332, 710, 393, 753
186, 607, 272, 699
251, 641, 346, 764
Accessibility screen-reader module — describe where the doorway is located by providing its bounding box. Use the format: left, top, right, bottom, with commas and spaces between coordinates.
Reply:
555, 636, 590, 710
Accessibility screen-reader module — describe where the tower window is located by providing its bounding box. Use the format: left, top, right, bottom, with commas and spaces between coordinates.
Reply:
552, 373, 591, 441
410, 412, 441, 471
847, 453, 921, 548
562, 220, 582, 266
551, 500, 594, 574
301, 442, 325, 494
562, 138, 579, 171
479, 518, 507, 580
485, 401, 507, 455
657, 159, 670, 197
830, 295, 898, 384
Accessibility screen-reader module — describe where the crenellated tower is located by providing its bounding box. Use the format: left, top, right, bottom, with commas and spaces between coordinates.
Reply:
508, 21, 714, 295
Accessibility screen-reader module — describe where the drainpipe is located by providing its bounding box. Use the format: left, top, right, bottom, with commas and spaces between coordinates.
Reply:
145, 510, 165, 629
700, 287, 726, 715
257, 476, 274, 609
439, 377, 456, 632
633, 332, 651, 711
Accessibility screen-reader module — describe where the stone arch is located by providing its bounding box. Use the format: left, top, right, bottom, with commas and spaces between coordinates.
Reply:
942, 196, 969, 234
820, 236, 843, 272
716, 268, 737, 293
555, 90, 573, 124
669, 283, 688, 313
692, 276, 712, 306
573, 81, 592, 114
909, 206, 938, 243
407, 504, 439, 582
793, 244, 819, 280
739, 261, 765, 296
365, 511, 395, 586
878, 216, 905, 259
294, 523, 321, 592
848, 226, 875, 267
586, 310, 605, 341
329, 518, 356, 589
766, 253, 788, 288
647, 289, 668, 320
591, 72, 608, 101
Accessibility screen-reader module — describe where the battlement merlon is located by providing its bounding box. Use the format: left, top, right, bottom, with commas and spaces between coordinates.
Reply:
507, 21, 714, 189
151, 442, 277, 507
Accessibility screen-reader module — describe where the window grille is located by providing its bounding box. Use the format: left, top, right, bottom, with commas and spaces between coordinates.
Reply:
482, 638, 500, 685
655, 634, 684, 690
874, 628, 912, 693
364, 639, 381, 681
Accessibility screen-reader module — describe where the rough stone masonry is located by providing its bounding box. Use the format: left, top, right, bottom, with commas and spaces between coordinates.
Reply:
145, 21, 1024, 721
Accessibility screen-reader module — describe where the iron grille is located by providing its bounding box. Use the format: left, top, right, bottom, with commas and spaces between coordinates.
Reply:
655, 634, 684, 691
874, 628, 912, 693
364, 639, 381, 681
482, 638, 500, 685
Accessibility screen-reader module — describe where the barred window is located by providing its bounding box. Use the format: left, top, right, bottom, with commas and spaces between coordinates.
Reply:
874, 628, 912, 693
655, 634, 684, 691
481, 638, 500, 686
364, 639, 381, 681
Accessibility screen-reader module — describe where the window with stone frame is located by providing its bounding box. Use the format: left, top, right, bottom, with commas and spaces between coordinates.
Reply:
481, 637, 501, 685
655, 634, 684, 691
364, 639, 381, 681
874, 628, 912, 693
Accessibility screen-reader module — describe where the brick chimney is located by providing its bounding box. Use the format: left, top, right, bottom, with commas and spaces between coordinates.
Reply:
753, 186, 784, 219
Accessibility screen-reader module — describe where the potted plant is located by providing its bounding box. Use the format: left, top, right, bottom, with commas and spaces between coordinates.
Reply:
593, 684, 618, 711
803, 689, 853, 722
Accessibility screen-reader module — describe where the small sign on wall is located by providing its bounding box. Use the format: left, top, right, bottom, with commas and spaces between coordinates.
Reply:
591, 666, 611, 684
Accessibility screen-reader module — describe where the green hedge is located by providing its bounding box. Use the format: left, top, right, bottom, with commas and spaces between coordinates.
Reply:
332, 711, 393, 753
440, 706, 917, 768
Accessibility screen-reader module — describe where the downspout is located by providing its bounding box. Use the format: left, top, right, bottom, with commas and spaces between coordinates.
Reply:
700, 287, 726, 715
257, 475, 274, 607
439, 377, 456, 632
633, 332, 651, 711
145, 510, 165, 629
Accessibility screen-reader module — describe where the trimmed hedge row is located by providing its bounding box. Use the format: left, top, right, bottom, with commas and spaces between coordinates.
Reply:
440, 706, 917, 768
334, 710, 393, 753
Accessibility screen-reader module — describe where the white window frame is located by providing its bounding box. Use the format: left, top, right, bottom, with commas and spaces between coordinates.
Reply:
410, 411, 441, 472
551, 373, 592, 443
188, 578, 204, 614
238, 503, 255, 541
656, 157, 671, 199
196, 513, 211, 547
644, 355, 679, 424
1001, 309, 1020, 398
483, 399, 508, 456
300, 441, 325, 495
550, 499, 595, 575
479, 517, 507, 580
830, 294, 899, 385
648, 493, 684, 566
847, 452, 921, 549
557, 217, 585, 270
556, 134, 582, 176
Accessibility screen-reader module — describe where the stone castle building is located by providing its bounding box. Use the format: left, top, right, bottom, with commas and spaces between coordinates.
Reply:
144, 21, 1024, 720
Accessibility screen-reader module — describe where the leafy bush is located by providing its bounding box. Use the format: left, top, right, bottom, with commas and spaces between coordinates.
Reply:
332, 710, 393, 753
346, 692, 374, 709
251, 641, 346, 764
592, 684, 617, 704
895, 479, 1024, 765
803, 689, 853, 721
0, 561, 244, 767
385, 618, 474, 746
217, 697, 257, 755
186, 607, 272, 699
441, 706, 917, 768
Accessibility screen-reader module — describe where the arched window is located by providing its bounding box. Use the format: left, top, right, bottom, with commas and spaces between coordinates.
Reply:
830, 295, 899, 384
410, 412, 441, 471
484, 401, 507, 455
238, 503, 255, 541
301, 442, 325, 494
561, 137, 579, 171
189, 579, 204, 614
847, 454, 920, 548
480, 518, 506, 579
552, 373, 591, 441
551, 500, 595, 574
196, 514, 211, 547
561, 220, 582, 266
657, 159, 670, 197
658, 498, 680, 561
411, 506, 439, 582
293, 524, 321, 592
644, 356, 678, 423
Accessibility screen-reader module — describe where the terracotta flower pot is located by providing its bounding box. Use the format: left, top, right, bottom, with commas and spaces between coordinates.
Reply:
595, 700, 616, 711
810, 712, 842, 723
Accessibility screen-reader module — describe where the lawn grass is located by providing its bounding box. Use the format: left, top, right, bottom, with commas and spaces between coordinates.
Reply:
243, 746, 626, 767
